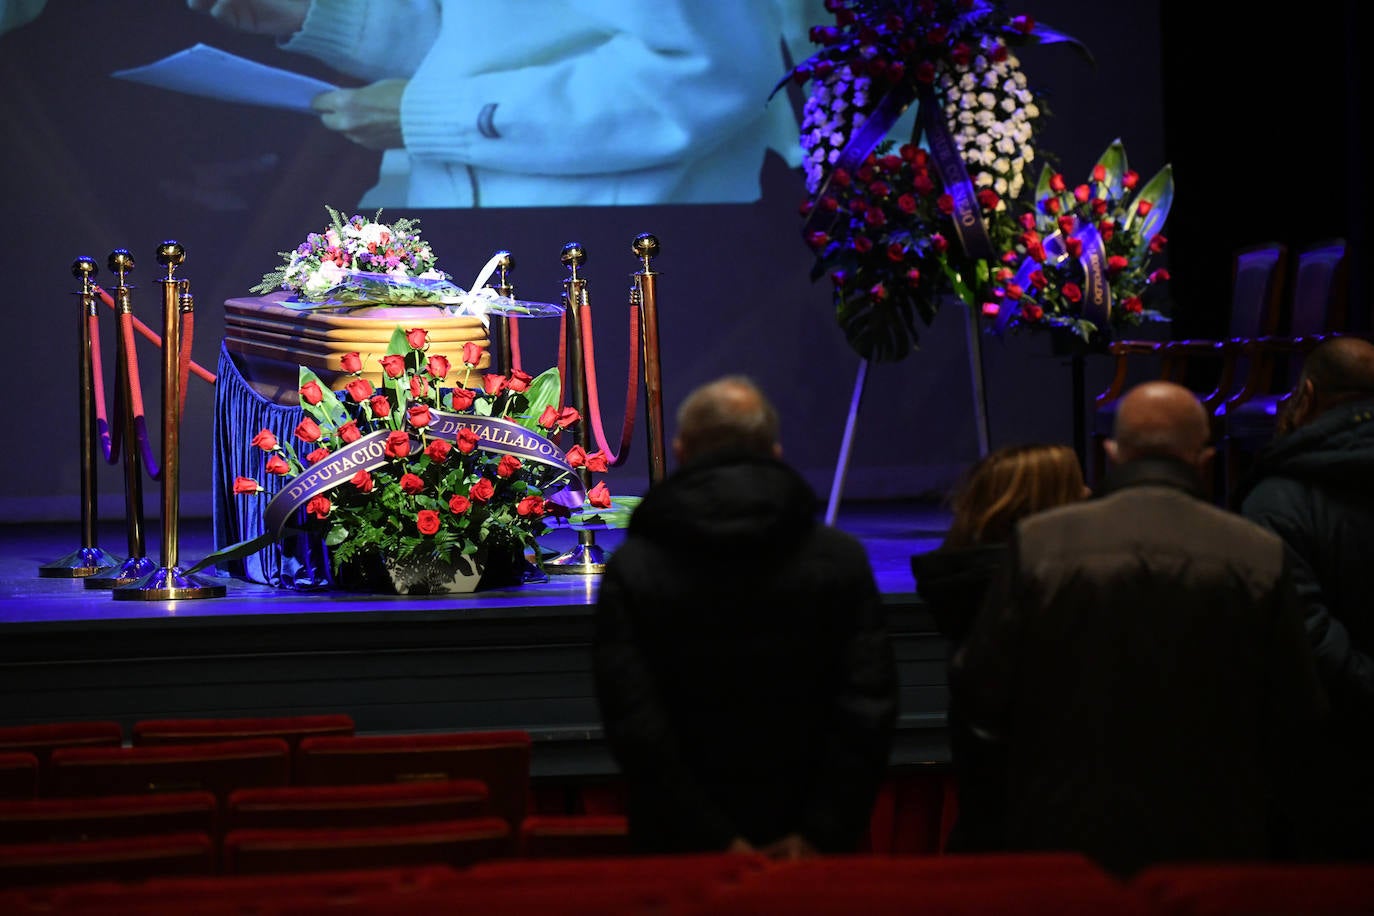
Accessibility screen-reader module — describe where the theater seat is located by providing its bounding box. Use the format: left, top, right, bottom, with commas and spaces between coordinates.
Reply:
48, 738, 291, 803
518, 814, 631, 858
0, 754, 38, 801
1130, 861, 1374, 915
225, 779, 490, 832
0, 722, 123, 796
0, 832, 216, 888
0, 791, 216, 844
132, 714, 355, 753
221, 817, 512, 875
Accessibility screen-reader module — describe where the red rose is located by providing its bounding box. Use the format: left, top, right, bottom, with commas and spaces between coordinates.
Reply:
252, 428, 278, 451
415, 509, 441, 536
232, 476, 260, 495
852, 236, 873, 254
915, 60, 935, 83
1057, 215, 1076, 236
555, 407, 581, 429
1049, 172, 1066, 193
338, 421, 361, 444
1019, 213, 1037, 231
886, 243, 905, 263
340, 352, 362, 374
566, 444, 587, 467
483, 374, 507, 395
1043, 198, 1061, 215
265, 453, 291, 476
1063, 282, 1083, 303
1150, 234, 1168, 254
1092, 164, 1107, 183
351, 470, 374, 493
379, 354, 407, 379
905, 268, 921, 285
496, 455, 522, 478
409, 374, 428, 400
299, 380, 323, 405
462, 341, 483, 368
1073, 184, 1090, 204
1065, 237, 1083, 259
345, 378, 373, 402
1149, 268, 1171, 283
1107, 255, 1130, 276
384, 430, 412, 458
977, 188, 1000, 210
305, 496, 331, 520
400, 472, 424, 494
806, 231, 829, 251
1091, 198, 1108, 216
931, 234, 948, 254
1123, 296, 1144, 314
294, 418, 322, 443
456, 428, 480, 454
450, 387, 476, 411
585, 450, 610, 473
1123, 170, 1140, 190
869, 282, 888, 302
517, 496, 545, 517
405, 328, 428, 350
587, 481, 612, 509
1136, 200, 1154, 217
1021, 304, 1044, 322
448, 494, 471, 515
538, 405, 559, 430
897, 194, 917, 214
937, 193, 955, 215
469, 478, 496, 502
369, 395, 392, 418
426, 439, 451, 463
426, 355, 450, 379
507, 369, 533, 393
1005, 283, 1024, 300
306, 447, 330, 465
407, 404, 433, 428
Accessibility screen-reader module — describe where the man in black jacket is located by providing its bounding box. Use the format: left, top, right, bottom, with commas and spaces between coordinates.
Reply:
593, 374, 897, 858
1236, 335, 1374, 860
954, 380, 1325, 877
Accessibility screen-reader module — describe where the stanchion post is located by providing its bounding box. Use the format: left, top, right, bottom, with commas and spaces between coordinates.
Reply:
39, 258, 126, 577
544, 242, 608, 575
631, 234, 667, 486
84, 250, 157, 589
491, 250, 514, 374
113, 241, 224, 601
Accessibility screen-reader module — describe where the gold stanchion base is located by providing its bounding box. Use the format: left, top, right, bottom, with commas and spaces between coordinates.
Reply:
542, 543, 608, 575
83, 555, 159, 589
111, 566, 227, 601
38, 547, 125, 578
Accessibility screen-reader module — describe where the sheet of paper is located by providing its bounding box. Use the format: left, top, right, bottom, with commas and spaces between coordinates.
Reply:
112, 43, 337, 115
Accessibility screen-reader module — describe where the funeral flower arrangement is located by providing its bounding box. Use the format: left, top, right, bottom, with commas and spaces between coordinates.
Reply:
220, 329, 615, 582
787, 0, 1172, 361
250, 206, 465, 307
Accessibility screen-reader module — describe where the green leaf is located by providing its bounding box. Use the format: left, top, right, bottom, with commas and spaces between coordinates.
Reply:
1123, 163, 1174, 258
515, 367, 561, 433
1093, 140, 1128, 201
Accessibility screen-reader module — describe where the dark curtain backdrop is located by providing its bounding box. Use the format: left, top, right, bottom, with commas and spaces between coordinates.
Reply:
0, 1, 1355, 525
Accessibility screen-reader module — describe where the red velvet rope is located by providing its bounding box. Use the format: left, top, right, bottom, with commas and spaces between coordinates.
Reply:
507, 316, 522, 374
94, 285, 217, 385
87, 312, 118, 465
578, 300, 640, 467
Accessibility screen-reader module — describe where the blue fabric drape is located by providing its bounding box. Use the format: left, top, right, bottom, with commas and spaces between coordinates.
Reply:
211, 343, 333, 589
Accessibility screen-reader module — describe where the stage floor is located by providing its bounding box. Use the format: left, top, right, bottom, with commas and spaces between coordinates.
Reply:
0, 501, 953, 776
1, 500, 947, 625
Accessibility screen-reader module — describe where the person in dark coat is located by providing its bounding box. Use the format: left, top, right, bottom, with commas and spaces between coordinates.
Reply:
1235, 334, 1374, 860
593, 374, 898, 858
953, 380, 1327, 878
911, 443, 1088, 852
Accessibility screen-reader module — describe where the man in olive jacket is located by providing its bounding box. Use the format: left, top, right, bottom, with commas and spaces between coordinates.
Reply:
953, 380, 1326, 877
593, 375, 897, 857
1236, 335, 1374, 859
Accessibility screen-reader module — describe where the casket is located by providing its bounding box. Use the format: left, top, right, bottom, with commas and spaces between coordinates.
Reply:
223, 292, 490, 404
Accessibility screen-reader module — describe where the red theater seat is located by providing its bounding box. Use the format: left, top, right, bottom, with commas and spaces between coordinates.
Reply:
518, 814, 631, 858
0, 832, 216, 888
221, 817, 512, 875
1131, 861, 1374, 915
294, 730, 531, 834
132, 714, 355, 754
0, 722, 123, 795
225, 779, 490, 832
48, 738, 291, 802
0, 791, 216, 844
0, 754, 38, 801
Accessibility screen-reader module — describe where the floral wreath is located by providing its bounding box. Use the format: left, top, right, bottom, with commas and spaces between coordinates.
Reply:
784, 0, 1173, 362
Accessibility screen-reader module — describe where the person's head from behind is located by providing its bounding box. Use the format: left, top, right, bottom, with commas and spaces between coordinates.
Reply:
1105, 380, 1214, 478
672, 375, 782, 466
943, 443, 1088, 548
1275, 335, 1374, 436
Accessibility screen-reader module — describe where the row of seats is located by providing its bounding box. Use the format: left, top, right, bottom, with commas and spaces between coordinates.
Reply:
2, 851, 1371, 915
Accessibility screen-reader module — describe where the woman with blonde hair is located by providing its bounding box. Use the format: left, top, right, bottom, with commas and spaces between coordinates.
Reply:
911, 443, 1088, 852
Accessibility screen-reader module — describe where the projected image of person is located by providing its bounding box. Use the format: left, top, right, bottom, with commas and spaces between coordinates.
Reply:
187, 0, 821, 209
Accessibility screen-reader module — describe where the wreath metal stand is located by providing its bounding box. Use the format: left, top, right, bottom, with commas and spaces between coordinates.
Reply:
824, 304, 992, 526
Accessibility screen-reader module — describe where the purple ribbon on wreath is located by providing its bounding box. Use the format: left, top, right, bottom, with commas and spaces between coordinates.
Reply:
996, 217, 1112, 336
262, 414, 583, 538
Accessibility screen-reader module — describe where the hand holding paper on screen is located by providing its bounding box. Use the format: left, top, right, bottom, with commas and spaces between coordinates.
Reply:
111, 43, 337, 115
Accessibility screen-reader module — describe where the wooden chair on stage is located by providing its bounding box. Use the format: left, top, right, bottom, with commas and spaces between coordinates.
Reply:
0, 791, 216, 844
518, 814, 631, 858
1217, 237, 1351, 495
294, 730, 532, 839
0, 722, 123, 796
1091, 241, 1289, 487
0, 754, 38, 801
221, 817, 512, 875
224, 779, 490, 833
47, 738, 291, 803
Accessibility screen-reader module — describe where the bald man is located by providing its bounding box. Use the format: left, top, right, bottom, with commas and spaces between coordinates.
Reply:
951, 379, 1325, 877
593, 375, 897, 859
1235, 335, 1374, 860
